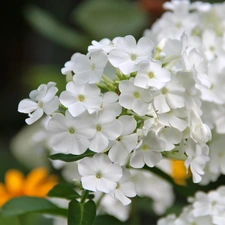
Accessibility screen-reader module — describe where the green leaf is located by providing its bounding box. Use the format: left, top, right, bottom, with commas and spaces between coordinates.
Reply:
72, 0, 148, 39
23, 65, 66, 93
68, 199, 96, 225
0, 212, 20, 225
1, 196, 67, 217
49, 149, 95, 162
48, 183, 80, 199
18, 214, 53, 225
24, 5, 90, 51
93, 215, 125, 225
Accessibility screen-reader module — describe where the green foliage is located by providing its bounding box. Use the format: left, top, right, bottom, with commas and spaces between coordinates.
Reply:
48, 183, 80, 200
1, 196, 67, 218
0, 212, 20, 225
24, 0, 148, 52
49, 149, 95, 162
72, 0, 148, 40
93, 215, 125, 225
68, 199, 96, 225
24, 6, 90, 51
22, 65, 66, 93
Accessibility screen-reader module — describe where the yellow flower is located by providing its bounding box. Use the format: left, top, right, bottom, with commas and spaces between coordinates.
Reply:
171, 160, 190, 186
0, 167, 58, 207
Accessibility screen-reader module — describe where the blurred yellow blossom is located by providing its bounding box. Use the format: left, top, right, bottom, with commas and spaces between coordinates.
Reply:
0, 167, 58, 206
171, 160, 190, 186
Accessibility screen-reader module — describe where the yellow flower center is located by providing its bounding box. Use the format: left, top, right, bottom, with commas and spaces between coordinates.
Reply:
77, 95, 85, 102
148, 71, 155, 79
133, 91, 140, 98
130, 54, 137, 61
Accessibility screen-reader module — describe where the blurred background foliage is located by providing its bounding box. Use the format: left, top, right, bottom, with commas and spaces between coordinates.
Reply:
1, 0, 225, 224
1, 0, 150, 180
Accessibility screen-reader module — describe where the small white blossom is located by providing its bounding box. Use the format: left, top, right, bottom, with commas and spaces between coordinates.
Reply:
59, 81, 102, 117
110, 168, 136, 205
188, 108, 212, 144
100, 92, 122, 116
151, 75, 185, 114
131, 169, 174, 215
78, 154, 122, 193
134, 60, 171, 89
130, 131, 166, 168
89, 110, 122, 153
73, 51, 108, 84
61, 53, 82, 76
18, 82, 59, 125
119, 78, 151, 116
108, 35, 154, 75
158, 108, 187, 132
48, 111, 95, 154
98, 194, 131, 222
88, 38, 114, 54
184, 139, 209, 183
108, 115, 138, 164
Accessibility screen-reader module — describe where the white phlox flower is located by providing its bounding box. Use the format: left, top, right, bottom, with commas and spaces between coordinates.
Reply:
18, 82, 59, 125
159, 127, 183, 151
89, 109, 122, 153
59, 81, 102, 117
151, 3, 198, 43
188, 108, 212, 144
100, 92, 122, 117
108, 115, 138, 164
78, 153, 122, 193
109, 168, 136, 205
97, 193, 131, 222
157, 186, 225, 225
200, 164, 219, 186
206, 133, 225, 177
184, 139, 209, 183
213, 211, 225, 225
131, 169, 174, 215
144, 104, 165, 135
61, 53, 82, 76
108, 35, 154, 75
48, 111, 95, 154
130, 131, 166, 168
134, 60, 171, 89
72, 51, 108, 84
163, 0, 191, 15
157, 214, 177, 225
190, 1, 212, 12
158, 108, 187, 132
202, 29, 224, 61
119, 78, 152, 116
197, 59, 225, 105
151, 75, 185, 114
162, 33, 188, 71
182, 48, 211, 88
214, 105, 225, 134
191, 187, 225, 217
88, 38, 115, 54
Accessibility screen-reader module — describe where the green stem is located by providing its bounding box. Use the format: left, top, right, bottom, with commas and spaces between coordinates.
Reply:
80, 190, 89, 204
102, 73, 114, 84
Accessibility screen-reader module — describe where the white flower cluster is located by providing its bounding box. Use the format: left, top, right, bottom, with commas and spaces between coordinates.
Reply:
144, 0, 225, 185
157, 186, 225, 225
18, 0, 215, 206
